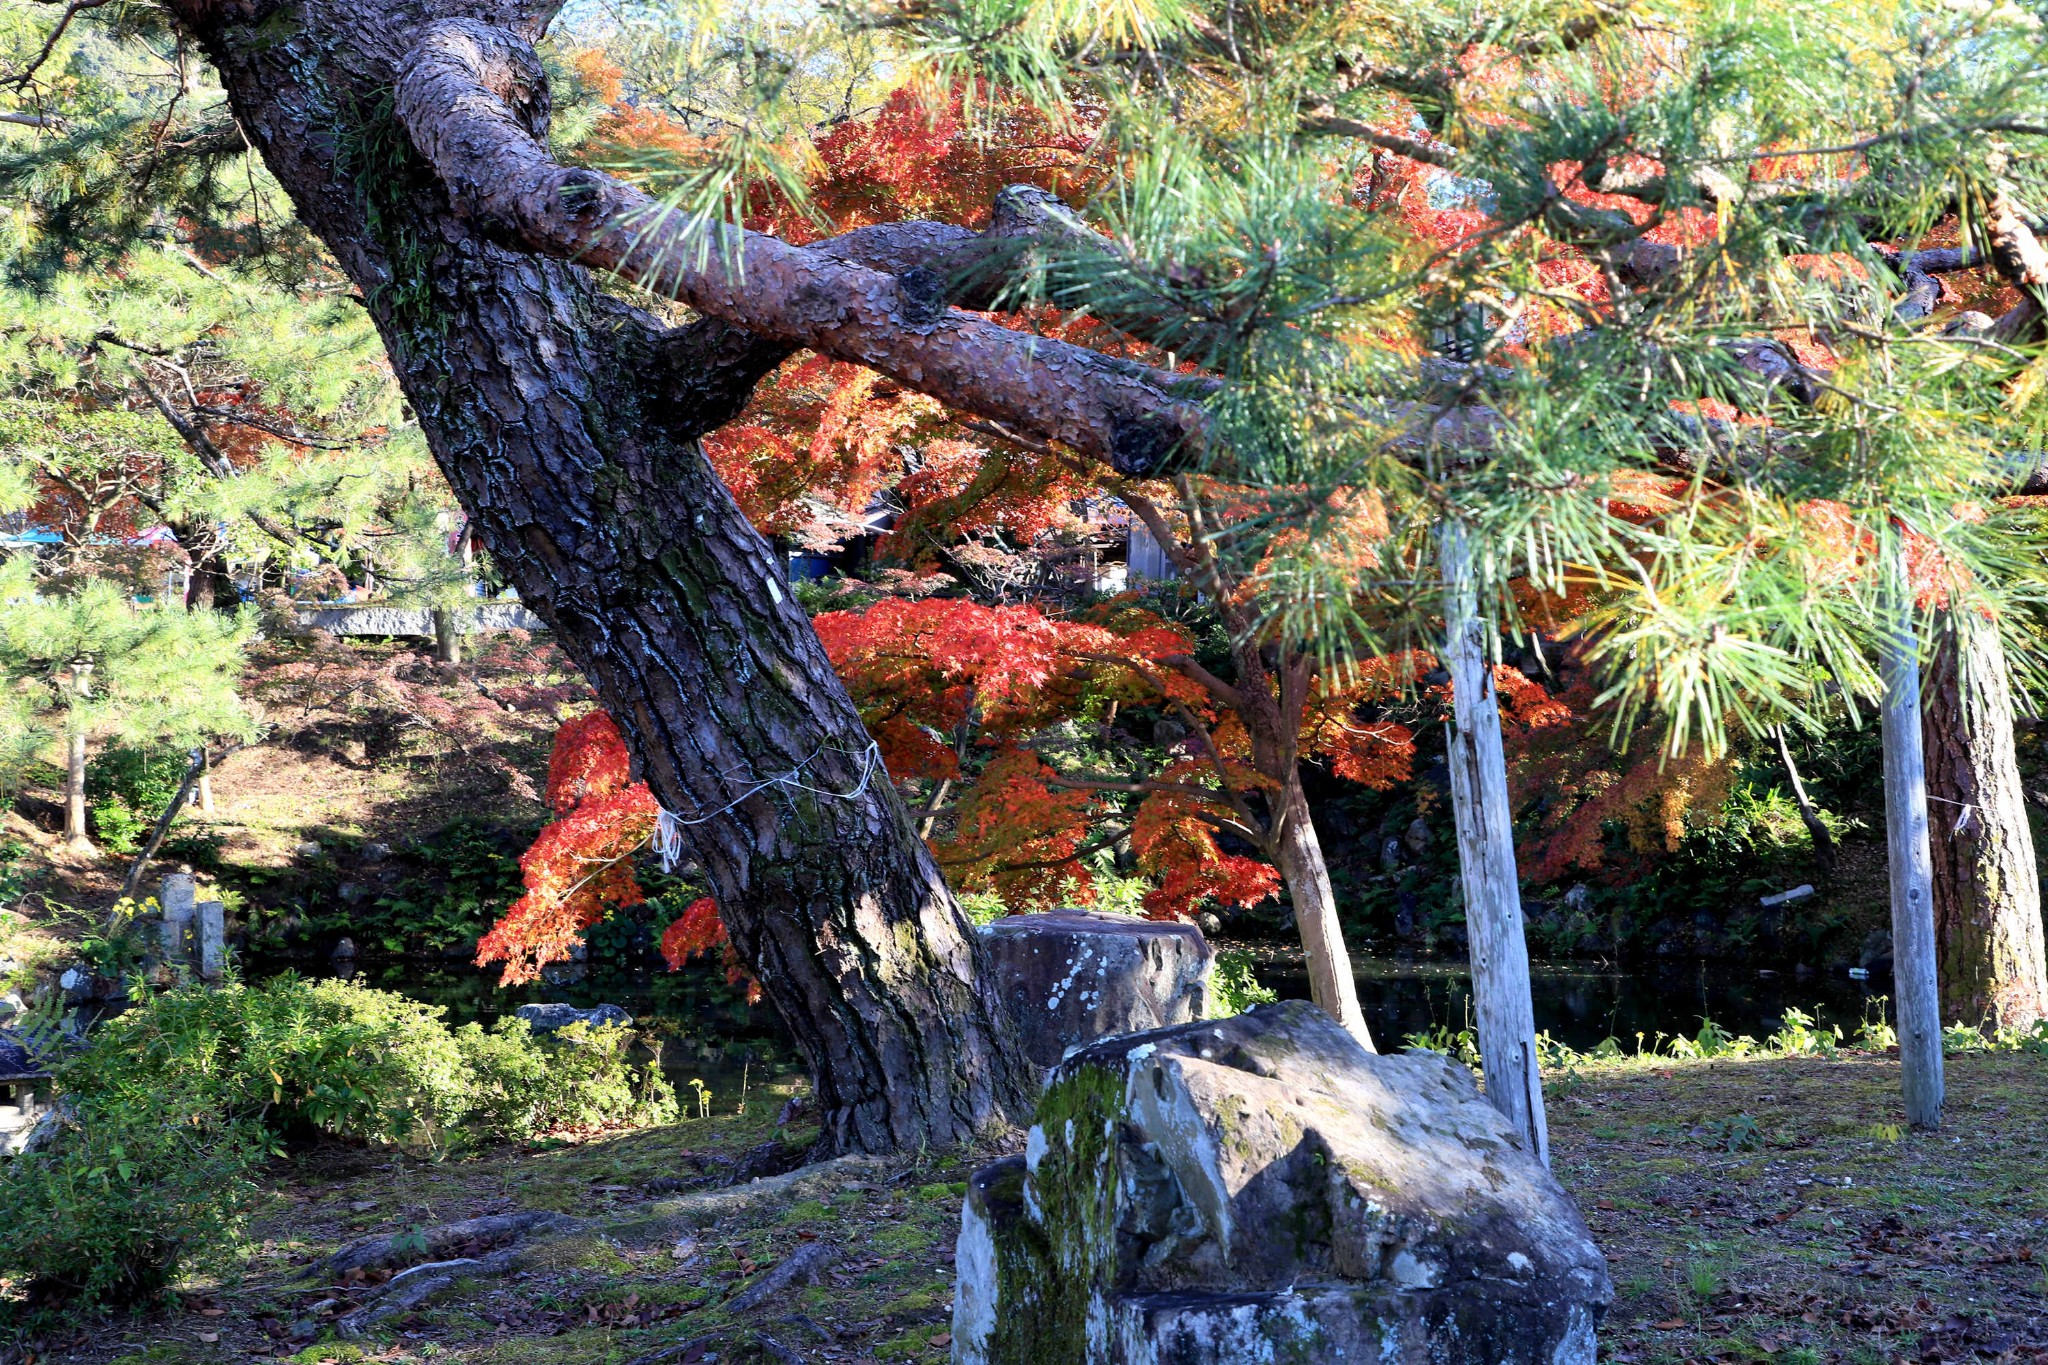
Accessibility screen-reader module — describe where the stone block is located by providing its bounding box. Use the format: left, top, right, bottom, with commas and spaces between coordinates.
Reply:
160, 871, 196, 963
295, 602, 547, 638
514, 1002, 634, 1034
952, 1000, 1610, 1365
978, 911, 1212, 1068
197, 900, 227, 981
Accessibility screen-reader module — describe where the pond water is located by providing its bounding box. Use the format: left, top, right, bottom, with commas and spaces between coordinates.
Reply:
1247, 946, 1886, 1052
252, 939, 1889, 1068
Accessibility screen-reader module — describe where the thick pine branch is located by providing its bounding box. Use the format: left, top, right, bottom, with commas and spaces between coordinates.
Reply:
392, 19, 1205, 475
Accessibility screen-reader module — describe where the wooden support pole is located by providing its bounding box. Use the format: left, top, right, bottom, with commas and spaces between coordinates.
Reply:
1439, 521, 1550, 1165
1879, 536, 1945, 1130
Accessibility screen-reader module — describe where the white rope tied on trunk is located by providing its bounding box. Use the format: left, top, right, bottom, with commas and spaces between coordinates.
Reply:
652, 740, 886, 873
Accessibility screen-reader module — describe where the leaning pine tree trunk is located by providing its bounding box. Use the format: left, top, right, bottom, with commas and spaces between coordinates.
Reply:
170, 0, 1032, 1154
1878, 536, 1946, 1129
1438, 522, 1549, 1164
1920, 607, 2048, 1029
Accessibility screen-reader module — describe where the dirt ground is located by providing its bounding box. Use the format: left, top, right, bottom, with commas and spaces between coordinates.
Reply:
5, 1044, 2042, 1365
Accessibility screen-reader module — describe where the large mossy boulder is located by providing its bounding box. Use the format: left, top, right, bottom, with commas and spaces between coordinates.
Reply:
978, 911, 1212, 1068
951, 1000, 1611, 1365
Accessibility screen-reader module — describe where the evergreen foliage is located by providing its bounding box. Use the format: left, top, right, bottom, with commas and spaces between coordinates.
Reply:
0, 559, 253, 793
618, 0, 2048, 754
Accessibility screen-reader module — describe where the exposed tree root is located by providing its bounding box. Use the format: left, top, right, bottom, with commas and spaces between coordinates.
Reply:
309, 1210, 574, 1282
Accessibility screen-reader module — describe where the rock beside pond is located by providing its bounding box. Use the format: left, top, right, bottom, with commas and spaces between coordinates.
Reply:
977, 911, 1213, 1068
514, 1002, 633, 1034
951, 1000, 1611, 1365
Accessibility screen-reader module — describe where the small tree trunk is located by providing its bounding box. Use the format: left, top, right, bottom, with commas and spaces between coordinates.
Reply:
195, 754, 215, 816
1920, 608, 2048, 1029
1879, 539, 1945, 1129
1772, 726, 1837, 878
1271, 779, 1374, 1051
1439, 522, 1549, 1164
63, 729, 92, 851
432, 606, 462, 664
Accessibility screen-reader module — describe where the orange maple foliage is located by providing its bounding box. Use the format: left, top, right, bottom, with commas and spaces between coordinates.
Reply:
815, 596, 1417, 919
566, 65, 1110, 557
476, 711, 659, 985
477, 711, 756, 997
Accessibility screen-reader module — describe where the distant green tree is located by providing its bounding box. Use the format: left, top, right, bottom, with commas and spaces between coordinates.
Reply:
0, 9, 483, 614
0, 559, 252, 850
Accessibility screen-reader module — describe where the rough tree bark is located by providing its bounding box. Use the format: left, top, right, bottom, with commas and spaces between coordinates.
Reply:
1920, 608, 2048, 1029
166, 0, 1049, 1153
1438, 521, 1548, 1164
432, 606, 462, 665
1879, 539, 1945, 1130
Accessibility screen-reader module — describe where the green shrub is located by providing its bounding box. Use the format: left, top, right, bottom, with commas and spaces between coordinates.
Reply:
1209, 948, 1278, 1017
64, 976, 474, 1153
2, 979, 676, 1322
62, 977, 675, 1154
456, 1019, 677, 1137
0, 1084, 265, 1324
86, 743, 190, 856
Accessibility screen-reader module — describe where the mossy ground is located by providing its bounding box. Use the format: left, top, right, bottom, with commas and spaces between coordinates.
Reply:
18, 1048, 2048, 1365
1555, 1048, 2048, 1364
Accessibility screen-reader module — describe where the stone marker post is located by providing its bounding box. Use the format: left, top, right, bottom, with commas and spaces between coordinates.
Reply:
159, 871, 197, 966
197, 901, 227, 982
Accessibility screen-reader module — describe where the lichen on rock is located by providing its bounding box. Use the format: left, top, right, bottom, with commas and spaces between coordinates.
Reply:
952, 1000, 1611, 1364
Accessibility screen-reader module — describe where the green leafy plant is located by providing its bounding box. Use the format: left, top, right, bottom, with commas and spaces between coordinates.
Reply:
1855, 999, 1899, 1052
369, 818, 529, 955
1767, 1007, 1842, 1058
1405, 1021, 1483, 1070
1700, 1113, 1765, 1153
1663, 1017, 1757, 1060
0, 1081, 265, 1326
1208, 948, 1277, 1018
955, 890, 1007, 926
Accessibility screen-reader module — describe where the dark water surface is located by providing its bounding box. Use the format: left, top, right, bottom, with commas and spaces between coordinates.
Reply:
1249, 946, 1885, 1051
255, 942, 1888, 1063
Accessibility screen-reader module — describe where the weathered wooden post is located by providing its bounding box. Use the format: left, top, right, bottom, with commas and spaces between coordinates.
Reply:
159, 870, 197, 967
1879, 535, 1944, 1129
197, 901, 227, 982
1439, 521, 1550, 1165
